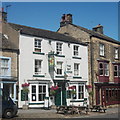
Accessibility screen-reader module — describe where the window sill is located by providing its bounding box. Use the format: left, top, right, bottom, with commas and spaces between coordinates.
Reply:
55, 76, 65, 78
72, 56, 81, 59
73, 76, 82, 79
29, 102, 44, 105
33, 75, 45, 77
33, 52, 45, 55
55, 54, 65, 57
70, 99, 84, 102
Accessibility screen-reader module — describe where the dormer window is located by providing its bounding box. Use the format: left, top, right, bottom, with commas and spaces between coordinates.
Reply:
73, 45, 79, 56
56, 42, 62, 55
34, 39, 41, 52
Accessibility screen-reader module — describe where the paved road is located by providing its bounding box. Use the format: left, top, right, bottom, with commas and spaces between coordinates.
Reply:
1, 106, 120, 119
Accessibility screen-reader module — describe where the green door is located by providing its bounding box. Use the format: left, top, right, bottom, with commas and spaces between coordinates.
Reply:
55, 88, 61, 106
55, 82, 67, 106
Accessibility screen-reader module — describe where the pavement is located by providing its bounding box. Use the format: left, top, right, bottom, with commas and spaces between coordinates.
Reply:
1, 105, 120, 119
15, 105, 120, 119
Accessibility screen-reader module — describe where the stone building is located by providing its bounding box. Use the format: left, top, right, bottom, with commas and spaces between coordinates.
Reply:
0, 11, 19, 102
58, 14, 120, 106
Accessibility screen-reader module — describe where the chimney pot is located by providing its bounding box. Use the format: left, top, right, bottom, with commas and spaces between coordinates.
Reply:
60, 14, 73, 27
92, 24, 103, 34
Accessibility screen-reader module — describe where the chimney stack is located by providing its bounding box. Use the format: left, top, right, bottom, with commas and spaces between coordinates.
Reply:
0, 8, 7, 22
92, 24, 103, 34
60, 14, 72, 27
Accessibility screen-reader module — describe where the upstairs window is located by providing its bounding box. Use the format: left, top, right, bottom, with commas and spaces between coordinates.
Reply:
73, 45, 79, 56
35, 59, 42, 75
56, 43, 62, 55
56, 62, 63, 75
114, 48, 119, 59
99, 43, 105, 56
0, 58, 10, 76
34, 39, 41, 52
99, 62, 109, 76
74, 63, 79, 76
114, 65, 120, 77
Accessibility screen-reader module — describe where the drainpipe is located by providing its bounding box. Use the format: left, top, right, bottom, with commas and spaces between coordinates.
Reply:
89, 35, 94, 106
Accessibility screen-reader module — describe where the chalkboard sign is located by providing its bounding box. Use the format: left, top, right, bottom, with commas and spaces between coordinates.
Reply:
21, 90, 28, 101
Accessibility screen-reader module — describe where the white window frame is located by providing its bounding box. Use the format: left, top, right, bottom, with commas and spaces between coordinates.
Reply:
114, 48, 119, 59
99, 62, 109, 76
73, 45, 79, 56
34, 39, 42, 52
74, 63, 80, 76
114, 65, 120, 77
30, 84, 47, 102
104, 63, 109, 76
68, 84, 84, 100
34, 59, 42, 75
38, 85, 46, 101
0, 57, 11, 77
78, 84, 84, 99
56, 42, 62, 55
56, 61, 63, 75
99, 43, 105, 56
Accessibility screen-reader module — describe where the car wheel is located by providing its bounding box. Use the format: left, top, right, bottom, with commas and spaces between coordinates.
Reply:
3, 109, 13, 119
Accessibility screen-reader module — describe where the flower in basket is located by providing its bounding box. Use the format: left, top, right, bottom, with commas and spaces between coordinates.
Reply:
86, 85, 92, 89
50, 86, 59, 96
22, 83, 29, 87
68, 86, 76, 95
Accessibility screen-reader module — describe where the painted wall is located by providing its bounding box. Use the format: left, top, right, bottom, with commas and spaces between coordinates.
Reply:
19, 34, 89, 108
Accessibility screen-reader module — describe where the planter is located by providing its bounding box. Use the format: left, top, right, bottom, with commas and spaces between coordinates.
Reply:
22, 105, 29, 110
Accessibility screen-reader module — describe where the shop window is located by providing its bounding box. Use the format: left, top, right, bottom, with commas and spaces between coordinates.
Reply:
32, 85, 36, 101
38, 85, 46, 101
78, 85, 84, 99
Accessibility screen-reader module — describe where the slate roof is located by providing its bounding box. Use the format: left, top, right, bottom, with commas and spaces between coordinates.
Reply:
9, 23, 87, 46
68, 23, 120, 45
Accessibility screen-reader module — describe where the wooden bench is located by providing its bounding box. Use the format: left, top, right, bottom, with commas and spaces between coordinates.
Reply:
90, 105, 107, 113
56, 105, 88, 115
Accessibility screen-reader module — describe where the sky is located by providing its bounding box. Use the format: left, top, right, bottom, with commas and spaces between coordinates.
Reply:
2, 2, 119, 41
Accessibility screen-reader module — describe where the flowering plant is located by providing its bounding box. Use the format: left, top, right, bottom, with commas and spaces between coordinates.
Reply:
22, 83, 29, 87
86, 85, 92, 89
50, 86, 59, 96
68, 86, 76, 95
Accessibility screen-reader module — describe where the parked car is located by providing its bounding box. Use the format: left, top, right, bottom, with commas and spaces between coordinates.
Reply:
0, 88, 18, 119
